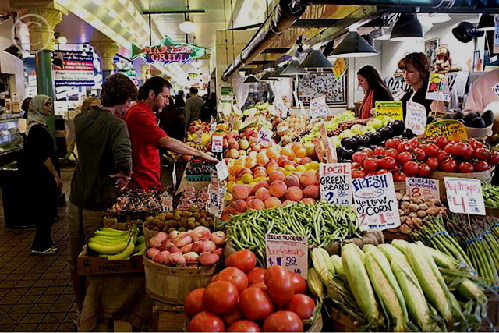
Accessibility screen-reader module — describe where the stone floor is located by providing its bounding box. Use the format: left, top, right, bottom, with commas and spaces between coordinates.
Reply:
0, 166, 77, 332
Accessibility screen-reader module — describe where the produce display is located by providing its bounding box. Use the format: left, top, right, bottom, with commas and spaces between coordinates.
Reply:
143, 207, 215, 232
310, 242, 486, 331
177, 186, 210, 211
439, 110, 494, 128
106, 190, 165, 219
87, 227, 145, 259
145, 226, 225, 267
185, 249, 318, 332
482, 182, 499, 208
185, 120, 212, 148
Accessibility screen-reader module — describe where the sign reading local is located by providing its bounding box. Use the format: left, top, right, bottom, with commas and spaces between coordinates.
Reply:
131, 37, 205, 64
352, 173, 401, 231
265, 233, 308, 278
444, 177, 486, 215
320, 163, 352, 205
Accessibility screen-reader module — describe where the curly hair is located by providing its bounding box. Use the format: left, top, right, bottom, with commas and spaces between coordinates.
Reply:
397, 52, 431, 82
101, 73, 138, 107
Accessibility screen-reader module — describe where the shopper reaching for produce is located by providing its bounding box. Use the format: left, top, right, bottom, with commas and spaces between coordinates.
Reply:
124, 76, 217, 191
357, 65, 393, 119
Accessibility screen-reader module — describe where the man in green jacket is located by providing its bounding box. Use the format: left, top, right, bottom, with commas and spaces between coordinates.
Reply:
68, 73, 137, 314
184, 86, 204, 130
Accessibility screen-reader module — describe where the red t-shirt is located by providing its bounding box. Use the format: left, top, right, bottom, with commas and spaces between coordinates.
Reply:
123, 101, 167, 190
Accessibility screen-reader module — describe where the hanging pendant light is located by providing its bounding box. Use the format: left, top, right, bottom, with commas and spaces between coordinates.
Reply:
281, 60, 307, 76
179, 0, 196, 34
331, 31, 378, 58
298, 50, 332, 69
243, 75, 259, 83
390, 13, 424, 41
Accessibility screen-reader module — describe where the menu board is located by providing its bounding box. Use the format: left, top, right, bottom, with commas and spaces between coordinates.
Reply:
297, 71, 347, 106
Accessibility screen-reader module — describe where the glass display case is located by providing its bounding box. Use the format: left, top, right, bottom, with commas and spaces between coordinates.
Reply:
0, 115, 22, 158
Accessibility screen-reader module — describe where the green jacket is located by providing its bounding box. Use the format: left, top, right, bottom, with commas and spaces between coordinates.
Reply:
70, 107, 132, 211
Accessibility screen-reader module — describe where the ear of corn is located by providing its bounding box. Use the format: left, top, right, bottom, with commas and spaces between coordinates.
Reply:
424, 245, 458, 270
330, 254, 345, 280
456, 279, 487, 305
307, 268, 325, 300
312, 247, 334, 284
342, 243, 381, 325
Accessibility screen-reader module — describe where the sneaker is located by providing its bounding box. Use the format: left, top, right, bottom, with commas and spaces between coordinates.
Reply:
31, 247, 57, 255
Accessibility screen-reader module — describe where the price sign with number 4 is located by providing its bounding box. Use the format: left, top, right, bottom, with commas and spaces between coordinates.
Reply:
444, 177, 485, 215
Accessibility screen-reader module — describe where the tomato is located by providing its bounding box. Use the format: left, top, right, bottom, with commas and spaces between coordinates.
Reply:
187, 311, 225, 332
425, 157, 439, 171
379, 157, 397, 170
473, 160, 490, 172
215, 267, 249, 293
223, 307, 243, 326
363, 158, 379, 172
286, 294, 316, 320
422, 143, 440, 158
392, 171, 406, 182
384, 148, 399, 159
225, 250, 257, 272
265, 266, 294, 304
385, 138, 402, 149
469, 138, 485, 150
351, 170, 366, 179
461, 144, 474, 160
474, 147, 491, 161
373, 147, 386, 155
248, 282, 267, 292
413, 148, 426, 161
263, 311, 304, 332
203, 281, 239, 314
417, 163, 431, 177
435, 136, 448, 149
247, 267, 266, 285
444, 143, 457, 155
436, 151, 449, 162
439, 158, 457, 172
397, 142, 411, 152
289, 272, 307, 294
403, 161, 419, 176
185, 288, 205, 318
397, 152, 413, 165
488, 151, 499, 165
352, 151, 368, 164
457, 161, 474, 173
240, 288, 274, 321
227, 321, 261, 332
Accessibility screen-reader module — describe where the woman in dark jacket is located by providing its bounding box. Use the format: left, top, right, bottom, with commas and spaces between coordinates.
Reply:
398, 52, 434, 118
18, 95, 60, 254
357, 66, 393, 119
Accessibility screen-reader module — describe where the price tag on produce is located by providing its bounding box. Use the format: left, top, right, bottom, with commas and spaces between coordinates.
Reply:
206, 183, 226, 218
320, 163, 352, 205
320, 123, 337, 163
405, 101, 427, 135
309, 96, 328, 119
425, 120, 468, 141
375, 101, 403, 120
195, 130, 203, 144
405, 178, 440, 200
444, 177, 485, 215
210, 122, 217, 135
265, 233, 308, 278
257, 128, 273, 144
352, 173, 401, 231
211, 135, 223, 153
216, 159, 229, 181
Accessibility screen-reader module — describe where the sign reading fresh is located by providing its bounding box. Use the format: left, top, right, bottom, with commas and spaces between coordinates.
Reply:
131, 37, 205, 64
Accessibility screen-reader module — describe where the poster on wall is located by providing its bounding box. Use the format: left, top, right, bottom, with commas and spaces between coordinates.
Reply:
297, 70, 347, 106
52, 51, 95, 87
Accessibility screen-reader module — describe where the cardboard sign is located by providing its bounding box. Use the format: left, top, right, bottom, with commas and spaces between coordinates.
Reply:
405, 101, 427, 135
258, 128, 273, 144
425, 120, 468, 141
405, 178, 440, 200
206, 183, 226, 218
426, 73, 450, 102
309, 96, 328, 118
319, 163, 352, 205
444, 177, 486, 215
319, 123, 337, 163
265, 233, 308, 278
211, 135, 223, 153
375, 101, 403, 120
352, 173, 401, 231
216, 160, 229, 181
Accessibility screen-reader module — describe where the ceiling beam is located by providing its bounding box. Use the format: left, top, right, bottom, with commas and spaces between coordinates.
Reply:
292, 18, 341, 27
143, 9, 206, 15
261, 47, 291, 54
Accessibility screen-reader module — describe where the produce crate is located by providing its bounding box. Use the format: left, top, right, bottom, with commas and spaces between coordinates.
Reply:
77, 245, 144, 275
382, 230, 411, 242
394, 182, 406, 195
485, 206, 499, 218
143, 227, 158, 246
327, 305, 361, 332
186, 174, 212, 182
431, 167, 495, 200
152, 301, 188, 332
143, 257, 216, 304
481, 292, 499, 331
103, 217, 127, 230
466, 125, 493, 139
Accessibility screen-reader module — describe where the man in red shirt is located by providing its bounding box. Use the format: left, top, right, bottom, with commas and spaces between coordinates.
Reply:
124, 76, 216, 190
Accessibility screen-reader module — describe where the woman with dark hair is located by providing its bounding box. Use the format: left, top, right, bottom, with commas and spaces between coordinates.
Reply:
21, 97, 32, 119
357, 66, 393, 119
398, 52, 433, 117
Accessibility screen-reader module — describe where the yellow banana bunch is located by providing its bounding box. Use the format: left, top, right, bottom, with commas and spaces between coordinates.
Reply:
89, 227, 145, 260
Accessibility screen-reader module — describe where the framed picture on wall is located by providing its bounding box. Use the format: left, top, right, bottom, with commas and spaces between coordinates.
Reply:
297, 70, 347, 106
425, 38, 439, 72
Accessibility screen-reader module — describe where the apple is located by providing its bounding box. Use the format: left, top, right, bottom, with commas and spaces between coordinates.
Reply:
239, 139, 250, 150
235, 167, 252, 179
226, 149, 239, 159
228, 140, 240, 150
278, 156, 288, 167
250, 143, 262, 152
284, 160, 297, 167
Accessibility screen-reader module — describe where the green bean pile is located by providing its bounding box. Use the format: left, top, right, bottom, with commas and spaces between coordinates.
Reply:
218, 202, 360, 261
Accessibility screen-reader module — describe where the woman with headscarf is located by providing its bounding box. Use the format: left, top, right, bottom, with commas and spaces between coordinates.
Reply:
18, 95, 60, 254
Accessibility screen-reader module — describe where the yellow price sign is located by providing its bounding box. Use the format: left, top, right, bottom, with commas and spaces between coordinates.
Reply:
375, 101, 403, 120
425, 120, 468, 141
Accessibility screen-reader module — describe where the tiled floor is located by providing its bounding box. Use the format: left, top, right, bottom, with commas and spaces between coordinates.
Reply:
0, 165, 77, 332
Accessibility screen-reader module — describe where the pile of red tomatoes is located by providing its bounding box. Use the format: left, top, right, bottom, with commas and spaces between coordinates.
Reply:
351, 136, 499, 181
185, 250, 315, 332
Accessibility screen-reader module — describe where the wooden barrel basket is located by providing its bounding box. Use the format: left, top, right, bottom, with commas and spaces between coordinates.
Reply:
143, 257, 216, 304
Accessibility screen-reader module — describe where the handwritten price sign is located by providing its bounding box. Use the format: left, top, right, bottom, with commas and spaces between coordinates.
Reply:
319, 163, 352, 205
211, 135, 223, 153
444, 177, 485, 215
405, 178, 440, 200
258, 128, 273, 144
206, 183, 226, 218
352, 173, 401, 231
265, 233, 308, 278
